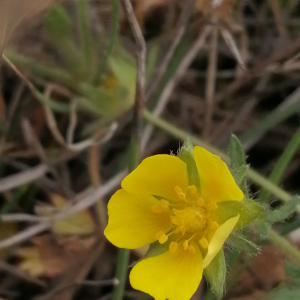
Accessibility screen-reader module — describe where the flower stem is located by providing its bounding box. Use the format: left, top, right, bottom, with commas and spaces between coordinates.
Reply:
111, 2, 146, 300
143, 109, 292, 203
269, 228, 300, 266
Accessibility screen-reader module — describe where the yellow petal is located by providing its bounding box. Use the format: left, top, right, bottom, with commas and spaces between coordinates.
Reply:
130, 246, 203, 300
203, 215, 240, 269
193, 147, 244, 202
104, 189, 173, 249
122, 155, 188, 202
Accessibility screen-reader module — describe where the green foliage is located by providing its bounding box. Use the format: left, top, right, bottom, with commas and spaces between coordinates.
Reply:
44, 4, 72, 40
267, 286, 300, 300
229, 135, 248, 196
285, 261, 300, 282
178, 139, 200, 189
216, 198, 263, 229
266, 197, 300, 224
204, 250, 226, 299
226, 232, 260, 256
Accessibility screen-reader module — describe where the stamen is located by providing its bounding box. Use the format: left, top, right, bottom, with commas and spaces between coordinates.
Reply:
169, 242, 178, 253
152, 200, 170, 214
160, 199, 169, 209
197, 197, 205, 206
210, 221, 219, 230
156, 231, 168, 244
183, 240, 189, 250
174, 186, 186, 201
188, 245, 196, 254
199, 237, 208, 249
152, 204, 162, 214
208, 202, 217, 211
187, 185, 197, 195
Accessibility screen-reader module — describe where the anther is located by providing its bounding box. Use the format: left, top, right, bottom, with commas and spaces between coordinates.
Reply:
156, 231, 168, 244
183, 240, 189, 250
187, 185, 197, 195
199, 237, 208, 249
152, 204, 162, 214
210, 222, 219, 230
197, 197, 205, 206
174, 186, 186, 201
188, 245, 196, 254
160, 199, 169, 209
169, 242, 178, 253
208, 202, 218, 211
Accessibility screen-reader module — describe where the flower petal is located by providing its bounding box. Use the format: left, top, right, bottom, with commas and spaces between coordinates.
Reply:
193, 147, 244, 202
104, 190, 173, 249
122, 155, 188, 202
203, 215, 240, 269
130, 246, 203, 300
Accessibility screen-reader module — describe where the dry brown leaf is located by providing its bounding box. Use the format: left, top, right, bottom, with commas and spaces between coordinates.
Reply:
0, 223, 18, 260
17, 235, 95, 277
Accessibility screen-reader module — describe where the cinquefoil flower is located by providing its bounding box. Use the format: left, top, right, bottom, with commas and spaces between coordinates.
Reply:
105, 146, 256, 300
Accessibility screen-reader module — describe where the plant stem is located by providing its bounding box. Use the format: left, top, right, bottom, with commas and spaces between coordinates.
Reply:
143, 109, 292, 203
77, 0, 93, 69
269, 228, 300, 266
260, 126, 300, 203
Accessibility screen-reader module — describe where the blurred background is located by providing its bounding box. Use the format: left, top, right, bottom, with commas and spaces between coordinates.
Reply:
1, 0, 300, 299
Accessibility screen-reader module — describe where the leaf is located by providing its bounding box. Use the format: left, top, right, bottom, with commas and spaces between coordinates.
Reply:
216, 198, 262, 229
229, 134, 248, 195
0, 223, 18, 260
178, 139, 200, 189
226, 232, 260, 256
284, 261, 300, 282
268, 286, 300, 300
204, 249, 226, 299
266, 197, 300, 224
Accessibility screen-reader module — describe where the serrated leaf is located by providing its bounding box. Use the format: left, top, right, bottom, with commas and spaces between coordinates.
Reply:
178, 139, 200, 189
204, 249, 226, 299
216, 198, 262, 229
226, 232, 260, 256
266, 197, 299, 224
229, 135, 248, 195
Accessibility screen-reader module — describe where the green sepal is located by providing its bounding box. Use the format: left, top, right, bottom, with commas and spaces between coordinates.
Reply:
226, 232, 260, 256
129, 241, 169, 267
216, 198, 262, 229
204, 249, 226, 299
266, 196, 300, 224
229, 135, 249, 196
178, 139, 200, 189
44, 4, 72, 40
254, 220, 269, 238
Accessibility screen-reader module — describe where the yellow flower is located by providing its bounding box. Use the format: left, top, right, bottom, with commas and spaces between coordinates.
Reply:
105, 146, 245, 300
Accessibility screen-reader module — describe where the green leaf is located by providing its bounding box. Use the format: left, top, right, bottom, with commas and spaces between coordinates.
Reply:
216, 198, 262, 229
268, 286, 300, 300
285, 261, 300, 282
178, 139, 200, 189
266, 197, 300, 224
204, 249, 226, 299
226, 232, 260, 256
44, 4, 72, 40
229, 135, 248, 196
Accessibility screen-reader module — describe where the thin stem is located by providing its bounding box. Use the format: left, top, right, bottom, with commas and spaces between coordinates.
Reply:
260, 126, 300, 203
269, 228, 300, 266
93, 0, 119, 85
143, 109, 292, 203
77, 0, 93, 69
111, 1, 146, 300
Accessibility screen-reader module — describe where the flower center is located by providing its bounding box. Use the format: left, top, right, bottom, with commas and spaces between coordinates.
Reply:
152, 185, 219, 254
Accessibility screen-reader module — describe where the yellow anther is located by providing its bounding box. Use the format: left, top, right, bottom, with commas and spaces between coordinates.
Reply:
160, 200, 169, 209
197, 197, 205, 206
183, 240, 189, 250
210, 221, 219, 230
169, 242, 178, 253
199, 237, 209, 249
208, 202, 218, 211
156, 231, 168, 244
174, 186, 186, 201
188, 245, 196, 254
152, 204, 162, 214
187, 185, 197, 195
